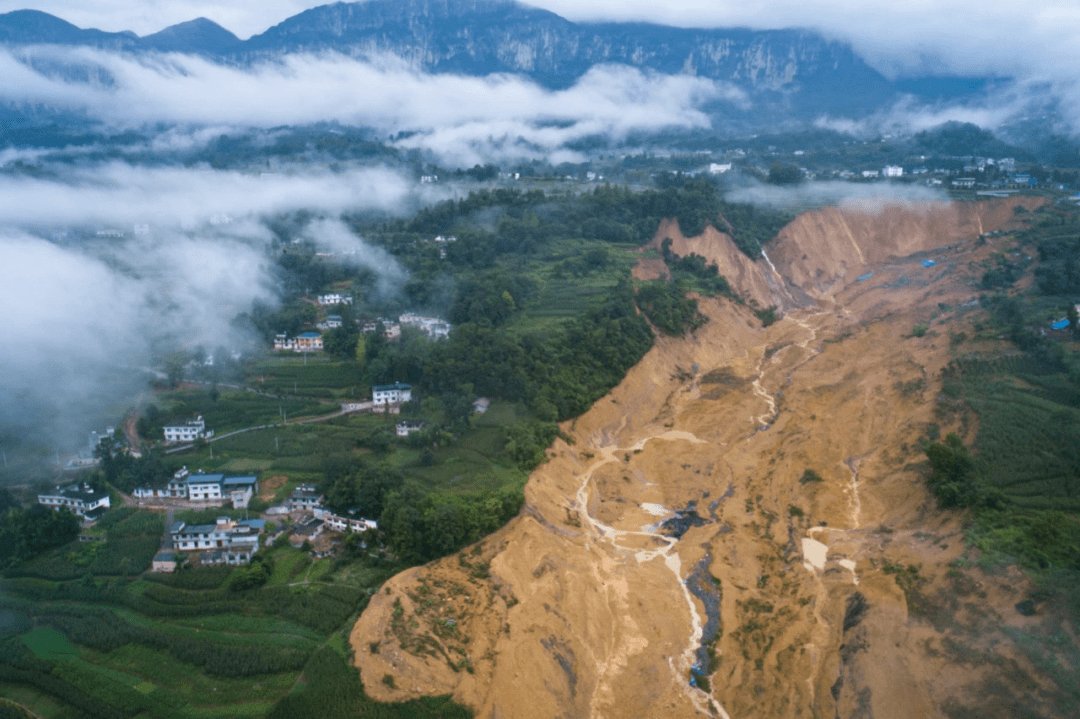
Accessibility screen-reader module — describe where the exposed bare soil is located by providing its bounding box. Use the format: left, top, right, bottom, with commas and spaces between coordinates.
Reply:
351, 196, 1067, 718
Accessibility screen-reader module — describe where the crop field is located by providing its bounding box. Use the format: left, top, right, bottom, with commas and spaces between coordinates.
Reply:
0, 517, 452, 719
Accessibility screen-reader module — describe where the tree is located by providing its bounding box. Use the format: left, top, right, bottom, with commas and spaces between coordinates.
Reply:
924, 434, 981, 508
767, 162, 804, 185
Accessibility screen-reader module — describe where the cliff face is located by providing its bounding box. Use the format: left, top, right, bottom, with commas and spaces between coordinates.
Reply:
0, 0, 897, 118
243, 1, 893, 115
351, 197, 1058, 719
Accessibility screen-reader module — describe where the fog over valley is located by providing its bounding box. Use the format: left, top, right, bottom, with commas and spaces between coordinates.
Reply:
2, 4, 1080, 719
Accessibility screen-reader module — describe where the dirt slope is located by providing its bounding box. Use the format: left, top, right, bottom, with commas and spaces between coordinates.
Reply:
351, 196, 1060, 718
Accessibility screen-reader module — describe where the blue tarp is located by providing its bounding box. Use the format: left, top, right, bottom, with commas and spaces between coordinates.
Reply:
922, 259, 937, 268
1051, 318, 1071, 331
856, 272, 874, 282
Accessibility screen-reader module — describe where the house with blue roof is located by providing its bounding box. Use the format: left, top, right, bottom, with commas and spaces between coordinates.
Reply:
135, 469, 259, 509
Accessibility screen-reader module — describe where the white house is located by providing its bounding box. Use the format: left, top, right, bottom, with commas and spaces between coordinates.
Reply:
317, 293, 353, 306
37, 482, 111, 520
708, 163, 732, 175
395, 420, 425, 438
134, 467, 192, 500
274, 332, 323, 352
883, 165, 904, 178
288, 484, 324, 512
317, 314, 343, 330
170, 517, 264, 565
187, 473, 225, 502
399, 313, 451, 340
372, 382, 412, 406
167, 467, 190, 497
314, 507, 378, 533
164, 416, 212, 444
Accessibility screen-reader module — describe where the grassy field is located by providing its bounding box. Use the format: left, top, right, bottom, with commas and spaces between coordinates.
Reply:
954, 360, 1080, 511
0, 514, 450, 719
156, 386, 332, 436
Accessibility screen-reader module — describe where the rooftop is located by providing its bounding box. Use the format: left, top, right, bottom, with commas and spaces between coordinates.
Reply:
373, 382, 412, 392
187, 473, 225, 486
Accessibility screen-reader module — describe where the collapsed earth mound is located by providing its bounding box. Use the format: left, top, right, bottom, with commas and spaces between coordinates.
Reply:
351, 196, 1052, 718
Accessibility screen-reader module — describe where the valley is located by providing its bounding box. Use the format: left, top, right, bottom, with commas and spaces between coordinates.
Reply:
351, 196, 1070, 717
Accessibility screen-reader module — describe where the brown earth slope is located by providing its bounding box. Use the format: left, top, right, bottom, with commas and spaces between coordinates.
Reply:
352, 196, 1061, 718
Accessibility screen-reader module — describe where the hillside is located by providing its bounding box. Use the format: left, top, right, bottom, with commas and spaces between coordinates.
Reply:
349, 196, 1075, 718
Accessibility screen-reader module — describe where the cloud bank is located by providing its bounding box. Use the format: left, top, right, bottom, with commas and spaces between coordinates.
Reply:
0, 161, 424, 453
0, 47, 736, 165
0, 163, 423, 229
725, 179, 948, 212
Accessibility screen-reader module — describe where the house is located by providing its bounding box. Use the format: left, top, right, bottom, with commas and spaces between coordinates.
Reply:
472, 398, 491, 415
288, 484, 324, 512
399, 313, 451, 340
372, 382, 412, 406
395, 420, 425, 438
882, 165, 904, 178
274, 332, 323, 352
37, 482, 111, 519
167, 467, 190, 497
317, 293, 353, 306
708, 163, 732, 175
289, 516, 325, 548
163, 416, 212, 444
314, 507, 378, 533
861, 170, 880, 179
133, 467, 191, 501
318, 314, 343, 330
152, 551, 179, 573
223, 476, 258, 509
361, 319, 402, 339
186, 473, 225, 502
296, 332, 323, 351
952, 177, 976, 189
171, 517, 264, 565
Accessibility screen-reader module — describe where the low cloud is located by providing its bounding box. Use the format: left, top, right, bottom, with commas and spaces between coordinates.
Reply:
303, 218, 407, 299
814, 86, 1044, 138
0, 162, 424, 229
725, 179, 948, 213
0, 161, 429, 453
0, 47, 739, 165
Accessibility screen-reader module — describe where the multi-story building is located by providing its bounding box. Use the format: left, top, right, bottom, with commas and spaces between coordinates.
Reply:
37, 482, 111, 520
163, 416, 212, 443
372, 382, 412, 406
170, 517, 264, 565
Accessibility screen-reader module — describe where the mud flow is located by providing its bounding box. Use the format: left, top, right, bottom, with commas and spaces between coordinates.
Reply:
352, 197, 1059, 718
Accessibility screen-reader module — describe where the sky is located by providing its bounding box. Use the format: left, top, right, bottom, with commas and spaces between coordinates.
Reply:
0, 0, 1078, 81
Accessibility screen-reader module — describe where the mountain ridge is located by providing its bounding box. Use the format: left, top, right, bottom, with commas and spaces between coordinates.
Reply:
0, 0, 995, 120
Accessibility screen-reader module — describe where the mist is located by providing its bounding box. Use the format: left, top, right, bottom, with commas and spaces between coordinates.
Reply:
303, 218, 407, 300
0, 161, 432, 463
725, 179, 949, 212
0, 47, 738, 165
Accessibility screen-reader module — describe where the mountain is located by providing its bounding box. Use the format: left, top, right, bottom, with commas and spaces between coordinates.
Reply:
141, 18, 241, 54
0, 0, 993, 121
240, 0, 895, 117
0, 8, 136, 48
